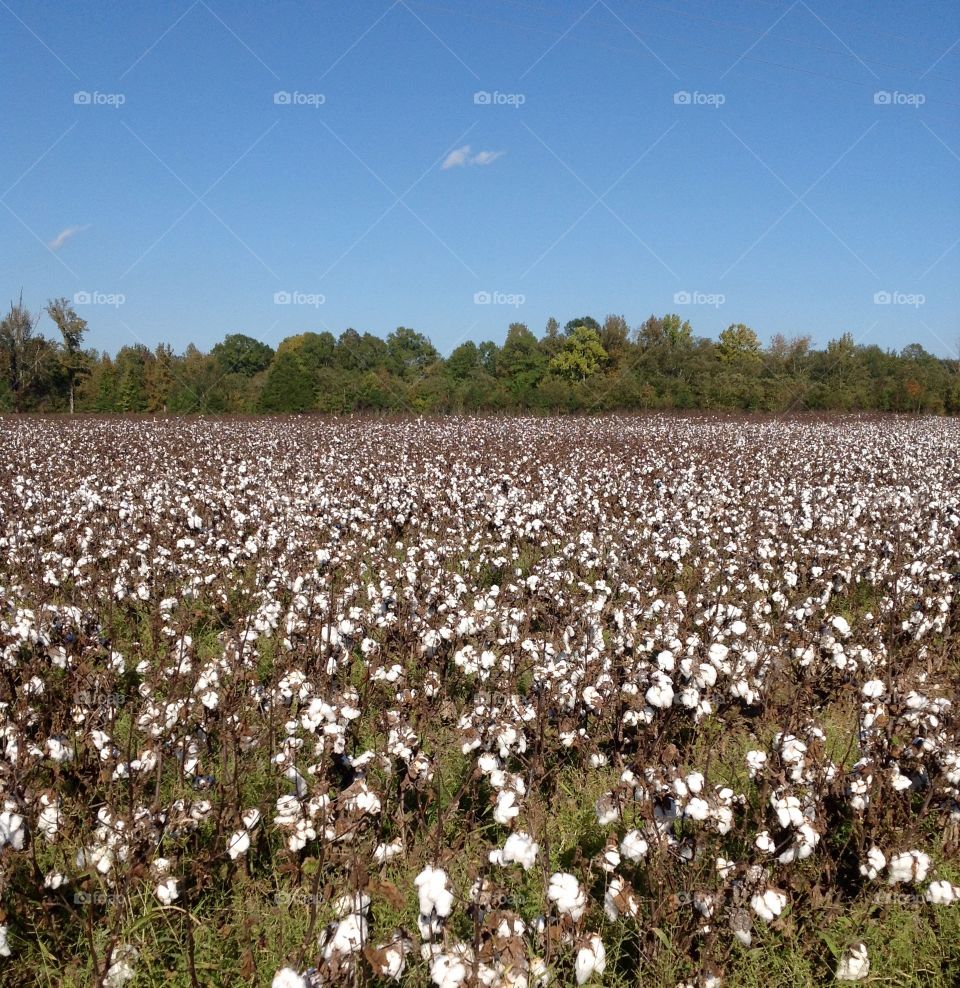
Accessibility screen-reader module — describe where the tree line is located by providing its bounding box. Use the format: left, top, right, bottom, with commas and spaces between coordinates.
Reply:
1, 296, 957, 415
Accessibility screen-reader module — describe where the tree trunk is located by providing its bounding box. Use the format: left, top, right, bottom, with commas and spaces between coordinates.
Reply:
69, 382, 75, 415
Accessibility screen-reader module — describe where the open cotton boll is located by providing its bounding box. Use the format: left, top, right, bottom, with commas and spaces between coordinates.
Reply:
415, 866, 454, 918
494, 789, 521, 825
836, 942, 870, 982
684, 797, 711, 821
645, 681, 674, 709
271, 968, 307, 988
0, 924, 10, 957
859, 846, 886, 880
925, 880, 960, 904
429, 951, 469, 988
620, 829, 649, 862
750, 888, 787, 923
887, 850, 930, 884
497, 832, 539, 870
227, 829, 250, 859
575, 934, 606, 984
103, 945, 138, 988
548, 872, 586, 921
155, 876, 179, 905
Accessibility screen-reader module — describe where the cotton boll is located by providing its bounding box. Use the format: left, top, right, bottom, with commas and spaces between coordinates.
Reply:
830, 615, 851, 636
271, 968, 307, 988
750, 888, 787, 923
859, 846, 886, 881
0, 924, 10, 957
684, 797, 710, 821
925, 880, 960, 904
227, 829, 250, 859
646, 681, 674, 709
746, 750, 767, 778
620, 830, 649, 863
429, 952, 468, 988
755, 831, 776, 854
494, 788, 521, 825
415, 866, 454, 918
500, 831, 539, 870
575, 934, 605, 984
548, 872, 586, 921
836, 942, 870, 982
155, 876, 179, 905
887, 850, 930, 885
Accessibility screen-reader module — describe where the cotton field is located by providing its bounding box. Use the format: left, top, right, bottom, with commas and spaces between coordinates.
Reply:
0, 415, 958, 987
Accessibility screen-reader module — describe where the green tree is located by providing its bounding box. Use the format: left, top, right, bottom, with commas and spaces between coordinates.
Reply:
259, 349, 314, 412
549, 325, 608, 381
211, 334, 275, 377
499, 323, 546, 403
0, 294, 45, 411
446, 341, 480, 381
718, 323, 761, 362
45, 297, 89, 413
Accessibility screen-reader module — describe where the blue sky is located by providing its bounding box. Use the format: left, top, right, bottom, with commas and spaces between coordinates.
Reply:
1, 0, 958, 356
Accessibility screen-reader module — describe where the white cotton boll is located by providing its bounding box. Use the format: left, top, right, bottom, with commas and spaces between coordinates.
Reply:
103, 945, 138, 988
415, 866, 453, 918
836, 942, 870, 981
494, 789, 521, 825
595, 794, 619, 826
0, 808, 26, 851
272, 968, 307, 988
862, 679, 885, 699
548, 872, 586, 921
830, 615, 851, 637
429, 952, 468, 988
575, 934, 606, 984
746, 750, 767, 778
227, 829, 250, 859
755, 831, 776, 854
656, 650, 675, 671
685, 797, 710, 821
925, 880, 960, 904
730, 620, 747, 635
646, 681, 674, 709
242, 808, 261, 830
620, 829, 649, 862
0, 924, 10, 957
708, 642, 728, 664
500, 832, 539, 870
750, 888, 787, 923
887, 850, 930, 884
155, 876, 179, 905
374, 840, 403, 864
859, 846, 886, 881
322, 913, 367, 959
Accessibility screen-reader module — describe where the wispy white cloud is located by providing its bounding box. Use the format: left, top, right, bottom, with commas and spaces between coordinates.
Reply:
442, 145, 505, 169
48, 224, 88, 250
471, 150, 505, 166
